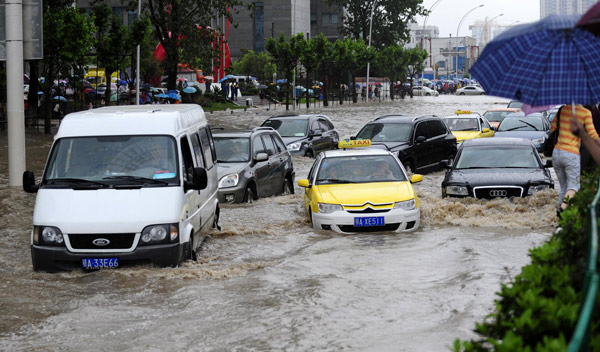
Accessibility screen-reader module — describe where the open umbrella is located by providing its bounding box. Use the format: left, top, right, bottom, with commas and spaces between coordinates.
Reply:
276, 79, 287, 84
156, 93, 169, 98
471, 14, 600, 107
183, 87, 197, 94
258, 84, 268, 89
577, 2, 600, 36
168, 92, 181, 100
53, 96, 66, 102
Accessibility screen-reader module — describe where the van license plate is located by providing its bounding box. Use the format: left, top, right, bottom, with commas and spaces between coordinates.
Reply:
82, 258, 119, 269
354, 216, 384, 227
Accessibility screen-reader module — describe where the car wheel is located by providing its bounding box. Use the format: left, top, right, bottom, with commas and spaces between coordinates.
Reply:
426, 93, 431, 96
282, 176, 294, 195
305, 149, 314, 158
244, 186, 256, 203
404, 161, 415, 175
183, 237, 196, 262
460, 92, 465, 95
309, 207, 314, 227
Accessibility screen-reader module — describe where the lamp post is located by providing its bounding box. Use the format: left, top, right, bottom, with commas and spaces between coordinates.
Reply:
483, 13, 503, 45
365, 0, 378, 103
456, 4, 483, 78
420, 0, 443, 85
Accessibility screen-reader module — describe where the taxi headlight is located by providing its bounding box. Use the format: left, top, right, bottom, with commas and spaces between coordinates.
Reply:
528, 184, 550, 195
394, 199, 416, 210
287, 143, 301, 151
34, 226, 65, 246
317, 203, 343, 213
218, 174, 239, 188
446, 185, 468, 196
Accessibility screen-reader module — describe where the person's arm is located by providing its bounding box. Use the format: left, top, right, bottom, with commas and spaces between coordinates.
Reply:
572, 117, 600, 164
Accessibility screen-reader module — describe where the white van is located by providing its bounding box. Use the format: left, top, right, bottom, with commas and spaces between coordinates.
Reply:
23, 104, 220, 272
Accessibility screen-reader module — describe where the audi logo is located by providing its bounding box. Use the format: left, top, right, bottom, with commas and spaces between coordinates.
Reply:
489, 190, 508, 197
92, 238, 110, 247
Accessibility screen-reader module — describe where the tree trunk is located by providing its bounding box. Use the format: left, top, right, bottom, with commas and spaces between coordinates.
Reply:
352, 75, 357, 104
323, 75, 329, 107
104, 71, 112, 106
44, 66, 56, 135
306, 73, 310, 109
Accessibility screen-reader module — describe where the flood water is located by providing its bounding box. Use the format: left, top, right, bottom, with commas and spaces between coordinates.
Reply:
0, 95, 557, 351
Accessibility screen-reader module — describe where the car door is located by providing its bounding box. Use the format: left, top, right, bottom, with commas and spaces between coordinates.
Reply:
262, 133, 284, 194
317, 118, 335, 151
251, 135, 272, 197
180, 135, 202, 234
411, 121, 432, 170
426, 119, 452, 165
309, 118, 328, 154
197, 127, 218, 229
480, 117, 494, 137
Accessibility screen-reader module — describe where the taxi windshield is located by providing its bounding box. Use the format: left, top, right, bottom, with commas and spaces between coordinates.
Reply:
455, 146, 539, 169
446, 118, 479, 131
483, 111, 510, 122
316, 155, 406, 184
214, 137, 250, 162
262, 119, 308, 137
43, 135, 178, 186
355, 123, 412, 142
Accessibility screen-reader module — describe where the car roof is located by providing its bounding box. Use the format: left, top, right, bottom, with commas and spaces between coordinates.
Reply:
462, 137, 534, 147
267, 113, 329, 120
484, 108, 521, 112
371, 114, 440, 123
213, 127, 275, 138
444, 114, 481, 119
322, 148, 393, 158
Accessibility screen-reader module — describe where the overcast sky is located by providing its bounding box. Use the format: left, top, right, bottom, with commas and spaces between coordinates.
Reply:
415, 0, 541, 38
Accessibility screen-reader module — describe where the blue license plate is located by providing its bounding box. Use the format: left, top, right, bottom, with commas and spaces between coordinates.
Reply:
82, 257, 119, 269
354, 216, 385, 227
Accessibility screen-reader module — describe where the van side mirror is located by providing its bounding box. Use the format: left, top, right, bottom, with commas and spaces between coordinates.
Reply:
23, 170, 38, 193
192, 167, 208, 190
255, 152, 268, 162
544, 159, 552, 168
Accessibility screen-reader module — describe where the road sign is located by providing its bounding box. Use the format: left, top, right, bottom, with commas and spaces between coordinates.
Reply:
0, 0, 43, 61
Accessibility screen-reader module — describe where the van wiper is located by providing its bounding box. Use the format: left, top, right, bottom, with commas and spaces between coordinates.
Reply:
103, 175, 169, 185
46, 178, 110, 187
317, 178, 355, 184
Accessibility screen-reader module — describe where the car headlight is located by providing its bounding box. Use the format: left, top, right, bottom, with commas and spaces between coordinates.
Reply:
33, 226, 64, 246
446, 185, 468, 196
287, 143, 301, 151
528, 184, 550, 195
394, 199, 416, 210
140, 224, 179, 245
218, 174, 239, 188
532, 136, 545, 144
317, 203, 343, 213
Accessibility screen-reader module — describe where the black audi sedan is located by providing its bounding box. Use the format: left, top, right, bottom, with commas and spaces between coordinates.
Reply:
440, 138, 553, 199
354, 114, 457, 173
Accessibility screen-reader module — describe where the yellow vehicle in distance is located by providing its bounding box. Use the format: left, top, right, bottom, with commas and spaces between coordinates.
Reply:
297, 140, 423, 233
84, 68, 123, 88
444, 110, 494, 144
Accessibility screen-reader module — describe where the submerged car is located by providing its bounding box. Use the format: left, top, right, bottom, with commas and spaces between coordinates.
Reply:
261, 114, 339, 158
298, 145, 423, 233
456, 85, 485, 95
493, 113, 551, 152
412, 86, 439, 96
214, 127, 295, 203
444, 111, 494, 144
441, 138, 553, 199
353, 114, 457, 174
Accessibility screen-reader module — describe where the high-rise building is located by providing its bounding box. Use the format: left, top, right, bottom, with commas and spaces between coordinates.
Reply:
540, 0, 598, 17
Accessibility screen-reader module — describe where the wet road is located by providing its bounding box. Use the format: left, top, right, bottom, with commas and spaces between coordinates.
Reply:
0, 95, 556, 351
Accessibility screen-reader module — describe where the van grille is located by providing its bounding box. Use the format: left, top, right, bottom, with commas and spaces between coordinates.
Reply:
68, 233, 136, 250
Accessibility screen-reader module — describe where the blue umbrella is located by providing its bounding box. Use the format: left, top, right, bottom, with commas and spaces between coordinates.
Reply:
276, 79, 287, 84
218, 75, 235, 83
168, 92, 181, 100
53, 96, 66, 102
156, 93, 169, 98
183, 87, 197, 94
167, 89, 180, 95
471, 14, 600, 106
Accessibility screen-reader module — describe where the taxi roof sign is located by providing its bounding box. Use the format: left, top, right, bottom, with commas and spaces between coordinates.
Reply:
454, 110, 472, 114
338, 138, 372, 149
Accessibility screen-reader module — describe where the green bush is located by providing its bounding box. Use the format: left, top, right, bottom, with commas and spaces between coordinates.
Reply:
454, 169, 600, 351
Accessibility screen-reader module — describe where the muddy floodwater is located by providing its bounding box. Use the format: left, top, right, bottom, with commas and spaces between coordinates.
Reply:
0, 96, 557, 351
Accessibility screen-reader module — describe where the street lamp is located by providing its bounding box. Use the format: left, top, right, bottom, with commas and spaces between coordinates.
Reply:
483, 13, 503, 44
455, 4, 483, 78
421, 0, 443, 84
366, 0, 378, 103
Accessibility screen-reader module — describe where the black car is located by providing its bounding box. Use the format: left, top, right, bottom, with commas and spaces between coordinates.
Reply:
441, 138, 554, 199
354, 114, 457, 173
261, 114, 339, 158
213, 127, 295, 203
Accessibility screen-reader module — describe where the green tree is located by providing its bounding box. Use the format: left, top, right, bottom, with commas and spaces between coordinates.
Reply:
308, 34, 332, 107
325, 0, 427, 48
137, 0, 245, 90
266, 33, 306, 110
299, 35, 324, 108
405, 47, 428, 87
231, 50, 276, 83
41, 0, 96, 134
375, 45, 408, 100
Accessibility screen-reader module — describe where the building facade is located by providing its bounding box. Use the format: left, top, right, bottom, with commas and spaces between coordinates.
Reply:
540, 0, 598, 17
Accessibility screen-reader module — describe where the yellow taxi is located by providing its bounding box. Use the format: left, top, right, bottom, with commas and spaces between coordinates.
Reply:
444, 110, 494, 144
297, 140, 423, 233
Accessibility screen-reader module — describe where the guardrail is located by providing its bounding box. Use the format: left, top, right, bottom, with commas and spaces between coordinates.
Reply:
567, 177, 600, 352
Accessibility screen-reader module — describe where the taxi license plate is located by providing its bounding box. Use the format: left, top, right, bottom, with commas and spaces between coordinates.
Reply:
354, 216, 384, 227
82, 258, 119, 269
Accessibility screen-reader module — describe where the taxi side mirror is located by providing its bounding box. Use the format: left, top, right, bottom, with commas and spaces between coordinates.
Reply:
298, 179, 310, 188
483, 128, 491, 133
410, 174, 423, 183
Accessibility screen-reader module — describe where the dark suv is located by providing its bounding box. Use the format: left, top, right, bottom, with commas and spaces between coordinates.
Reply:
354, 115, 457, 173
261, 114, 339, 157
213, 127, 295, 203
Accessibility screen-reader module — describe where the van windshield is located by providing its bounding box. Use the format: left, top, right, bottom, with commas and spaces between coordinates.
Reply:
43, 135, 179, 187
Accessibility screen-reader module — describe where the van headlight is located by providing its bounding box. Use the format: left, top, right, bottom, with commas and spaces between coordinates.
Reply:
446, 185, 468, 196
287, 143, 301, 151
394, 199, 416, 210
218, 174, 239, 188
33, 226, 64, 246
528, 184, 550, 195
318, 203, 343, 213
532, 136, 545, 144
140, 224, 179, 245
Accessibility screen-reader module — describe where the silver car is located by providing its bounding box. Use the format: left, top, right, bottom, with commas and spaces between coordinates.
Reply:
456, 85, 486, 95
214, 127, 295, 203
